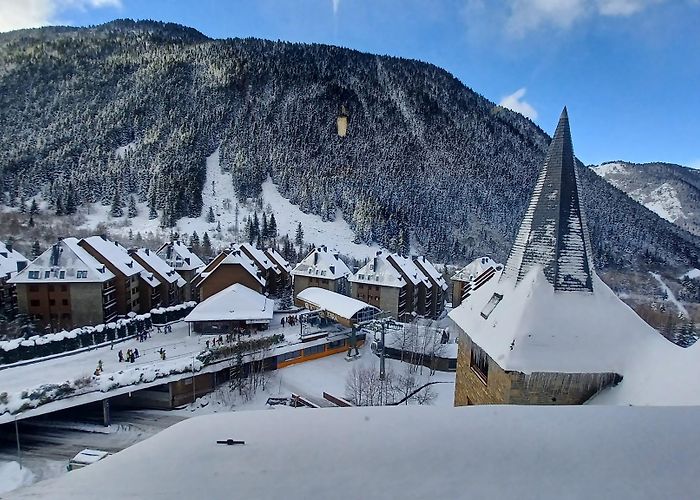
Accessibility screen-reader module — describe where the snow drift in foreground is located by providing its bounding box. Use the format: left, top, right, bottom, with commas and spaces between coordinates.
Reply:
13, 406, 700, 500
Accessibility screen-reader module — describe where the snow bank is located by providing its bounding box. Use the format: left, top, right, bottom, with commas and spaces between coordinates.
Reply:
13, 406, 700, 500
0, 461, 35, 495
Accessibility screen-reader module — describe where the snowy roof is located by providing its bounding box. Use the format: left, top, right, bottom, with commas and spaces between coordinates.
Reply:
386, 254, 430, 287
17, 406, 700, 500
452, 257, 502, 282
132, 248, 181, 285
349, 252, 405, 288
449, 267, 668, 374
291, 246, 351, 280
156, 240, 205, 271
265, 247, 292, 274
234, 243, 280, 274
139, 270, 161, 288
502, 107, 594, 292
297, 287, 379, 320
199, 249, 266, 287
9, 238, 115, 284
184, 283, 274, 323
81, 236, 144, 277
0, 241, 28, 278
412, 256, 448, 291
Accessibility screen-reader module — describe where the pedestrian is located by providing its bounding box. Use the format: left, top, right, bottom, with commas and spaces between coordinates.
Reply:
206, 340, 210, 349
134, 348, 139, 359
118, 350, 124, 362
98, 360, 103, 371
159, 348, 166, 360
281, 317, 285, 327
126, 349, 132, 360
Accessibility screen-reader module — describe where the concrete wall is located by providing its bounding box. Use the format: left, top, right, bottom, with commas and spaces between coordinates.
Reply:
70, 282, 106, 327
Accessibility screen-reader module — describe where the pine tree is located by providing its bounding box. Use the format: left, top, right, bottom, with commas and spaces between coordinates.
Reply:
268, 213, 278, 239
148, 204, 158, 220
202, 231, 212, 258
127, 195, 138, 218
190, 231, 201, 253
55, 197, 64, 216
216, 221, 222, 233
207, 206, 216, 223
128, 229, 134, 241
261, 213, 268, 241
29, 198, 39, 216
28, 214, 34, 227
64, 187, 76, 215
32, 240, 41, 258
19, 195, 26, 213
252, 212, 260, 240
111, 189, 124, 217
295, 222, 304, 248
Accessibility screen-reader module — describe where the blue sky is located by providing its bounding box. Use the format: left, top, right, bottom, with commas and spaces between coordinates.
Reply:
1, 0, 699, 167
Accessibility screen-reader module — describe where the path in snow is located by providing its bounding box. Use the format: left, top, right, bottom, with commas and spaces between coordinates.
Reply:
650, 272, 688, 318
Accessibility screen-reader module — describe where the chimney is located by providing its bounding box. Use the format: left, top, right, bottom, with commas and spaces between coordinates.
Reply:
145, 248, 150, 255
50, 243, 61, 267
329, 265, 335, 275
5, 238, 13, 253
373, 256, 378, 271
100, 234, 107, 241
184, 257, 190, 265
333, 252, 339, 261
314, 252, 319, 265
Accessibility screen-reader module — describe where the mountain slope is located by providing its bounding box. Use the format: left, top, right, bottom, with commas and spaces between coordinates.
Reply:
1, 19, 699, 278
592, 161, 700, 236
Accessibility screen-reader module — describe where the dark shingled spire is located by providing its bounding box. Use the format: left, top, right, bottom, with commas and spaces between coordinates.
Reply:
502, 107, 594, 292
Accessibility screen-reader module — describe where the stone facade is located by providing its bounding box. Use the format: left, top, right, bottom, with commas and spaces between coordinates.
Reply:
453, 326, 620, 406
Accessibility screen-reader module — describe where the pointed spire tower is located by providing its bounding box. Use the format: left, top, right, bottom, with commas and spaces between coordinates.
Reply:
502, 107, 594, 292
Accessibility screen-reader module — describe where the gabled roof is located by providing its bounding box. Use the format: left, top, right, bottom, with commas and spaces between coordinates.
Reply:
234, 243, 280, 274
184, 283, 274, 323
139, 270, 161, 288
412, 256, 448, 291
132, 248, 181, 285
81, 236, 144, 277
265, 248, 292, 274
349, 252, 405, 288
502, 107, 594, 293
198, 249, 266, 287
10, 238, 115, 284
156, 240, 205, 271
452, 257, 501, 283
386, 254, 430, 287
0, 241, 28, 278
291, 246, 351, 280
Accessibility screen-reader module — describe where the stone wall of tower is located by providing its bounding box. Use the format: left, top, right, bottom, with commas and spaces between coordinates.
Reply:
453, 322, 621, 406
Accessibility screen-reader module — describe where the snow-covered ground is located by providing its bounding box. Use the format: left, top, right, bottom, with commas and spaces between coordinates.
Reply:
649, 272, 688, 317
12, 405, 700, 500
591, 162, 629, 177
629, 183, 686, 223
0, 462, 35, 495
74, 148, 384, 259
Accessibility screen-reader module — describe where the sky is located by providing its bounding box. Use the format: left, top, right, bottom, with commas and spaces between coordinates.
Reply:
0, 0, 699, 167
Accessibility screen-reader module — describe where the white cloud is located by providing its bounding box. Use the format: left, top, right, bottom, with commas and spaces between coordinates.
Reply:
499, 87, 538, 120
504, 0, 667, 37
331, 0, 340, 16
0, 0, 121, 33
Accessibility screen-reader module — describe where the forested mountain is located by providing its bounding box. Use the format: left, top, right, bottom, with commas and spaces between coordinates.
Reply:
1, 19, 699, 275
592, 161, 700, 237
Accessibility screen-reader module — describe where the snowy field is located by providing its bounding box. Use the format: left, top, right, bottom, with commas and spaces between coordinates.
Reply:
11, 405, 700, 500
74, 147, 385, 259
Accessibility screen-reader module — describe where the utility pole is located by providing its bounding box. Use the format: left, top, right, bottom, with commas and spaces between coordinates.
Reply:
192, 355, 196, 403
15, 419, 22, 470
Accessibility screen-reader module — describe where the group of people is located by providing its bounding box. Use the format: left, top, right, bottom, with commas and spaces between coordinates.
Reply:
280, 315, 298, 327
156, 324, 173, 334
205, 335, 228, 350
118, 348, 140, 363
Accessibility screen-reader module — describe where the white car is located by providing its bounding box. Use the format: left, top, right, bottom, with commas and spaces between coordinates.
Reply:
67, 449, 111, 471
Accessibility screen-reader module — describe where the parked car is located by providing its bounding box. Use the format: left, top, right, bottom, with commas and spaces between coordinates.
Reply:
67, 449, 111, 471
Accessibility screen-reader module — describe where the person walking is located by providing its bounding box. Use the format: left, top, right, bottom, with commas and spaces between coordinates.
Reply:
118, 350, 124, 362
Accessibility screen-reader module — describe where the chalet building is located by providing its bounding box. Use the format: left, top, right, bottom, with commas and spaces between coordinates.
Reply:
449, 108, 656, 406
233, 243, 284, 295
194, 248, 266, 301
264, 247, 292, 290
350, 251, 445, 321
79, 236, 143, 316
291, 246, 351, 301
385, 253, 431, 319
136, 268, 161, 312
9, 238, 117, 330
412, 256, 448, 318
156, 240, 205, 301
0, 240, 29, 323
130, 248, 185, 307
451, 257, 503, 308
184, 283, 274, 335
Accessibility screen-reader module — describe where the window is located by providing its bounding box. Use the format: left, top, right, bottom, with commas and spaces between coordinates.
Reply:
470, 344, 489, 384
28, 271, 39, 279
49, 285, 55, 292
76, 270, 88, 279
30, 300, 40, 307
480, 293, 503, 319
59, 271, 65, 279
61, 285, 67, 292
44, 271, 50, 279
49, 299, 56, 306
303, 344, 325, 356
375, 286, 379, 291
62, 299, 69, 306
278, 350, 301, 362
328, 339, 345, 349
